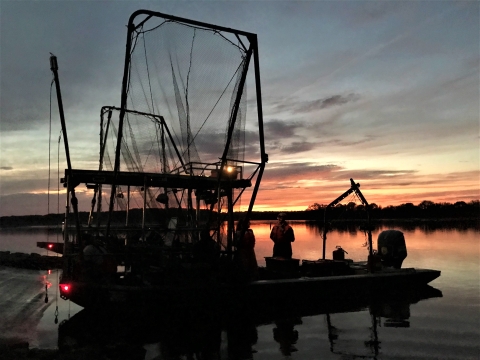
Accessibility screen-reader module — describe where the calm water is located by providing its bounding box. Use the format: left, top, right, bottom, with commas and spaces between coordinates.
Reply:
0, 221, 479, 359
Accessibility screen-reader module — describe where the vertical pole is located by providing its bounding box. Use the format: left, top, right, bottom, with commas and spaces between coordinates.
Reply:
196, 197, 200, 227
142, 177, 147, 241
322, 210, 327, 260
126, 185, 130, 227
97, 108, 112, 227
208, 40, 253, 244
63, 176, 70, 246
217, 184, 221, 245
188, 187, 193, 230
107, 19, 136, 236
63, 178, 71, 276
226, 187, 234, 256
246, 34, 267, 217
49, 55, 82, 241
350, 179, 373, 257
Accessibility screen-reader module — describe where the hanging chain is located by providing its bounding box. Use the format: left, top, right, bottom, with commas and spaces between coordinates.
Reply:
54, 306, 59, 324
44, 282, 48, 303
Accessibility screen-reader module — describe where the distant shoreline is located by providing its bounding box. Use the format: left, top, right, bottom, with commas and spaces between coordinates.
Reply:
2, 200, 478, 228
0, 212, 478, 230
1, 200, 478, 229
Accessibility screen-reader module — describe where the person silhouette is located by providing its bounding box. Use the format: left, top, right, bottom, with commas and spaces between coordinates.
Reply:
270, 213, 295, 259
234, 218, 258, 281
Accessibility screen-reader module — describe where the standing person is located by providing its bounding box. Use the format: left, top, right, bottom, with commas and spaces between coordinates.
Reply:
270, 213, 295, 259
235, 217, 258, 281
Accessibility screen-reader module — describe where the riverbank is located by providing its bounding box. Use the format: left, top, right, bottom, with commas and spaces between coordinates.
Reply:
0, 251, 62, 270
0, 341, 146, 360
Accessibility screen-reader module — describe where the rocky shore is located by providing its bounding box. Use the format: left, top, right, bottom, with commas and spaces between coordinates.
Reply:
0, 251, 63, 270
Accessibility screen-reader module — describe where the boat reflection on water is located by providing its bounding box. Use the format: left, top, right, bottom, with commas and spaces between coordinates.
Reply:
57, 285, 442, 359
325, 292, 419, 359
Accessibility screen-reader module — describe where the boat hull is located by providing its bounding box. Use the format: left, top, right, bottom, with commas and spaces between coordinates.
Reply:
60, 268, 441, 310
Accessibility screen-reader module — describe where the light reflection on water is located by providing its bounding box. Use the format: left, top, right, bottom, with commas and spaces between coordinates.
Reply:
0, 222, 478, 359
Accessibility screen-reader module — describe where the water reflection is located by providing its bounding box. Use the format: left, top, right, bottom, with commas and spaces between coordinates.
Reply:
273, 318, 300, 356
226, 315, 257, 360
325, 294, 414, 358
58, 285, 441, 359
305, 219, 479, 233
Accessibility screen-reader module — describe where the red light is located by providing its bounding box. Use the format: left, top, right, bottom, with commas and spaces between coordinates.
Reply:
48, 244, 53, 249
61, 284, 70, 292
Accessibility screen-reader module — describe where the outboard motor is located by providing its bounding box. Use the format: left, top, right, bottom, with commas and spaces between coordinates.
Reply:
377, 230, 407, 269
333, 245, 348, 261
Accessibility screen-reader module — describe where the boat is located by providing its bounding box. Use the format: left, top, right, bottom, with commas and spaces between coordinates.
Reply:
45, 10, 440, 311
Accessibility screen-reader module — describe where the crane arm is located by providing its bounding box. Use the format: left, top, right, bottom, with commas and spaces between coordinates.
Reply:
322, 178, 372, 259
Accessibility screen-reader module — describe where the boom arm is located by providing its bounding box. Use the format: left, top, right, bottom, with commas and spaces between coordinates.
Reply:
322, 178, 372, 259
49, 55, 82, 243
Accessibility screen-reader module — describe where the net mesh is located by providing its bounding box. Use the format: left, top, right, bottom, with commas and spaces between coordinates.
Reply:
98, 14, 261, 231
126, 19, 248, 172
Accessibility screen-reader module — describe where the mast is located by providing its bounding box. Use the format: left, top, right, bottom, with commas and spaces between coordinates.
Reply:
246, 33, 268, 216
49, 54, 82, 241
217, 43, 253, 253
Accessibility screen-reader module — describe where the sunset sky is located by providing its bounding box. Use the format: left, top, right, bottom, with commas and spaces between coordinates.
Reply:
0, 1, 478, 217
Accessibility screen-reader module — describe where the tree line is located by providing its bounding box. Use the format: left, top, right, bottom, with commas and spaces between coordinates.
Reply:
0, 200, 478, 228
304, 200, 479, 221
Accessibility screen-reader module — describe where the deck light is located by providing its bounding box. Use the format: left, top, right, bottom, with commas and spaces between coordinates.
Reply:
210, 166, 239, 179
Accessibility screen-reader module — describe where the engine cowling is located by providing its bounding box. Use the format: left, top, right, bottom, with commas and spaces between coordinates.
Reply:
377, 230, 407, 269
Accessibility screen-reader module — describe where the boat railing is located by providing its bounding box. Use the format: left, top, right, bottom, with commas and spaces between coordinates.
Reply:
61, 238, 229, 287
